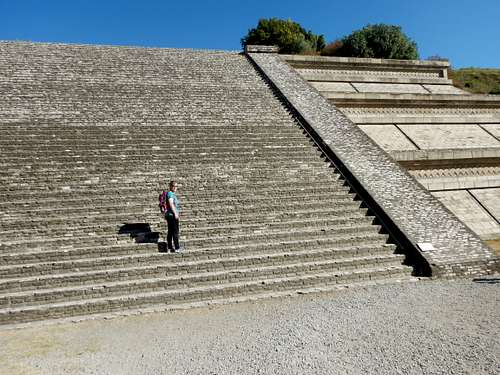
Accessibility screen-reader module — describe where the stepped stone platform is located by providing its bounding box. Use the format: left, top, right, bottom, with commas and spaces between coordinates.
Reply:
279, 53, 500, 244
247, 47, 498, 278
0, 41, 416, 325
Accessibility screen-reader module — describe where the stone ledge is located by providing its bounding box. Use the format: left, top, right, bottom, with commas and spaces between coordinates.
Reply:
282, 54, 450, 68
391, 147, 500, 161
297, 72, 453, 85
247, 51, 499, 278
244, 45, 279, 54
325, 92, 500, 105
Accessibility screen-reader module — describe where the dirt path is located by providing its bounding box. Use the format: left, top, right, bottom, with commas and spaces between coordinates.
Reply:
1, 278, 498, 375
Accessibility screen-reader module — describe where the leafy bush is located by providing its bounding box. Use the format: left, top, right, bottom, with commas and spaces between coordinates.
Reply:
323, 24, 419, 60
321, 40, 343, 56
241, 18, 325, 54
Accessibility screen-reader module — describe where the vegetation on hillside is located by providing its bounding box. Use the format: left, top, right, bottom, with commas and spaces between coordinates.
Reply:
241, 18, 325, 54
450, 68, 500, 95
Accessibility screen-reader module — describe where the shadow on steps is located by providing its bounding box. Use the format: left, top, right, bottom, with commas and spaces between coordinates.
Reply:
118, 223, 169, 252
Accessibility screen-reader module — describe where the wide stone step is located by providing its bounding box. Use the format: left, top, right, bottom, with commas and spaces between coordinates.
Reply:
1, 212, 373, 246
162, 214, 375, 237
0, 183, 349, 204
0, 148, 321, 163
0, 126, 306, 136
1, 113, 297, 123
0, 234, 393, 270
0, 218, 379, 265
0, 151, 319, 164
0, 137, 315, 150
0, 124, 304, 136
0, 184, 348, 210
1, 169, 335, 188
0, 175, 345, 192
0, 166, 337, 186
0, 254, 406, 308
0, 234, 132, 251
0, 229, 389, 278
3, 166, 332, 180
1, 142, 314, 154
0, 206, 366, 240
2, 195, 361, 223
0, 179, 348, 200
184, 223, 381, 249
0, 190, 356, 220
1, 169, 341, 187
0, 207, 372, 247
0, 149, 322, 161
3, 124, 309, 136
0, 206, 371, 245
0, 265, 411, 325
0, 160, 328, 178
0, 243, 399, 292
1, 143, 317, 155
1, 161, 327, 176
0, 153, 324, 169
0, 98, 288, 114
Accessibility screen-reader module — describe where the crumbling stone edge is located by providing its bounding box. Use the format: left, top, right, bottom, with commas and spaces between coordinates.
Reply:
244, 47, 499, 278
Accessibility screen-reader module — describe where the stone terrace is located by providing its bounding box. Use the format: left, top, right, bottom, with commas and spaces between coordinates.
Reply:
282, 54, 500, 243
0, 42, 413, 325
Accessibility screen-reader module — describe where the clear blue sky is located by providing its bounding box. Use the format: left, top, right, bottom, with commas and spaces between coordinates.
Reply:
1, 0, 498, 68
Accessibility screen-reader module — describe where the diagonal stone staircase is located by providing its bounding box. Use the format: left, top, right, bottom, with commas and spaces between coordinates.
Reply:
0, 42, 414, 325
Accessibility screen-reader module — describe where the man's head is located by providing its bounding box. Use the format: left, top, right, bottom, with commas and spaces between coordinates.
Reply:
169, 180, 178, 192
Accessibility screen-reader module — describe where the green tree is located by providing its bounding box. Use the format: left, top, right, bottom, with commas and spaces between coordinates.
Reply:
241, 18, 325, 54
323, 24, 419, 60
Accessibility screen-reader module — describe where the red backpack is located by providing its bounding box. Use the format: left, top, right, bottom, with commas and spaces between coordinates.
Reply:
159, 191, 169, 213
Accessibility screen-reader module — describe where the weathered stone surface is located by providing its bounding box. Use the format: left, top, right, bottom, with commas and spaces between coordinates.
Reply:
469, 188, 500, 222
351, 82, 429, 94
309, 82, 356, 93
358, 125, 418, 151
482, 124, 500, 140
340, 106, 500, 124
423, 84, 467, 95
431, 190, 500, 240
398, 124, 500, 149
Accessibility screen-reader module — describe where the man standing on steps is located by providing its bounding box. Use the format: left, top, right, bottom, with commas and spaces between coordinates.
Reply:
161, 180, 183, 253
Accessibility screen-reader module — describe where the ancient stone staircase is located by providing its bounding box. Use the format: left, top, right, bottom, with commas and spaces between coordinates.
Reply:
0, 42, 414, 325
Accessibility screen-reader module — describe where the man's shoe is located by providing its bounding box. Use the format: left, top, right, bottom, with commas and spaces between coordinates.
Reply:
174, 246, 185, 253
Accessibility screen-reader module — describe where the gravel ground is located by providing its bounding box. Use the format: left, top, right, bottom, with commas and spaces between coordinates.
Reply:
0, 278, 498, 375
